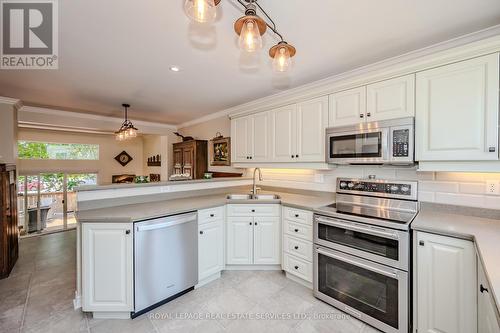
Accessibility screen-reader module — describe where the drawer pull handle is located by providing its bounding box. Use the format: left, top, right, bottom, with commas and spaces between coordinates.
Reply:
125, 230, 130, 235
199, 231, 204, 235
294, 246, 299, 250
480, 284, 489, 293
294, 265, 299, 270
210, 214, 214, 217
294, 229, 299, 232
294, 214, 299, 218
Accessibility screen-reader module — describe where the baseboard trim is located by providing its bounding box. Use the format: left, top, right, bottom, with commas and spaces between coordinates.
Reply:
92, 312, 131, 319
73, 291, 81, 309
285, 272, 313, 289
195, 272, 221, 288
224, 264, 282, 271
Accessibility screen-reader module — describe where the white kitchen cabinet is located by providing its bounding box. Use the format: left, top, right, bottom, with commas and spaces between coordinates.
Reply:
296, 96, 329, 162
252, 111, 271, 162
416, 231, 477, 333
227, 205, 280, 265
82, 223, 133, 312
226, 216, 253, 264
416, 53, 499, 161
231, 116, 252, 162
271, 104, 297, 162
366, 74, 415, 121
328, 86, 366, 127
253, 217, 280, 264
198, 219, 224, 281
478, 258, 500, 333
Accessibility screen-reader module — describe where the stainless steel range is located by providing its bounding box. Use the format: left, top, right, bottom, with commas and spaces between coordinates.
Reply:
313, 177, 418, 333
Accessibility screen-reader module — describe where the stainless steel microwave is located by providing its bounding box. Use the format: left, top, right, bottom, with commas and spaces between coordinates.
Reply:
326, 117, 414, 165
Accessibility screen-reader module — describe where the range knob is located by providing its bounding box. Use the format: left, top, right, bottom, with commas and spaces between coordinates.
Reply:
390, 185, 399, 192
340, 182, 347, 189
401, 186, 410, 193
347, 182, 354, 189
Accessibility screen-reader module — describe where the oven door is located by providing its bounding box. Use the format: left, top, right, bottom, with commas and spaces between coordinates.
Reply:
314, 246, 408, 333
326, 128, 389, 164
314, 215, 409, 270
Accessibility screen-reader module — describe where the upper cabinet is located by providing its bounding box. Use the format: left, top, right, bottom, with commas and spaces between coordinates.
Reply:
271, 104, 297, 162
328, 74, 415, 127
328, 87, 366, 127
366, 74, 415, 122
416, 54, 500, 161
296, 96, 329, 161
231, 111, 271, 163
231, 116, 253, 163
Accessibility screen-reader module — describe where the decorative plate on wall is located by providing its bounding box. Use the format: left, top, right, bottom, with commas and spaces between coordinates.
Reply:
114, 151, 133, 167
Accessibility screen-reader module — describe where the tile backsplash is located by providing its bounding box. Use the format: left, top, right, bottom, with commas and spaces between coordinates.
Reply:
249, 166, 500, 209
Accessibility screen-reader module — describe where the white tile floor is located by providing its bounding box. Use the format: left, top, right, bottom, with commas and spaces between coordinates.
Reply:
0, 230, 381, 333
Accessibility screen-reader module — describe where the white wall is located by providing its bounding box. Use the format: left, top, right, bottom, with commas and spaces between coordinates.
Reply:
0, 101, 18, 164
256, 167, 500, 209
17, 128, 145, 184
179, 115, 244, 175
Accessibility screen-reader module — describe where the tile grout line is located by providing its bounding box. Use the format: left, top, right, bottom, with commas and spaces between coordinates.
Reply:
18, 271, 33, 332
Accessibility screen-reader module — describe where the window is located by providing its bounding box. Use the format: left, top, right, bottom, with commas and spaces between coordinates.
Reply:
18, 141, 99, 160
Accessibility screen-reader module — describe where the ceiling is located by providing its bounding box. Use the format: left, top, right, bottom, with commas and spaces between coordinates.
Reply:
1, 0, 500, 125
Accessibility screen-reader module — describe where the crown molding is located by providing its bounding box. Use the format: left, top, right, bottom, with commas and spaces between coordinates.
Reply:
18, 121, 116, 135
177, 24, 500, 127
19, 106, 178, 130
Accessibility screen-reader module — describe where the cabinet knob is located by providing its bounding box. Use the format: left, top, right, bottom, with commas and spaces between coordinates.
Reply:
249, 222, 252, 225
294, 265, 299, 270
294, 246, 299, 250
360, 114, 364, 118
366, 112, 371, 117
125, 230, 130, 235
294, 214, 299, 218
210, 214, 214, 217
251, 209, 255, 212
419, 240, 424, 246
254, 222, 258, 226
291, 155, 294, 158
480, 284, 489, 293
199, 230, 204, 235
489, 147, 496, 152
295, 154, 299, 158
294, 229, 299, 233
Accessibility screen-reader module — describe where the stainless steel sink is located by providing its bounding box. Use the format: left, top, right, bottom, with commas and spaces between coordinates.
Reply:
253, 194, 280, 200
226, 194, 252, 200
226, 194, 280, 200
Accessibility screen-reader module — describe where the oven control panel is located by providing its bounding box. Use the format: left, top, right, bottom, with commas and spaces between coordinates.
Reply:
338, 179, 413, 196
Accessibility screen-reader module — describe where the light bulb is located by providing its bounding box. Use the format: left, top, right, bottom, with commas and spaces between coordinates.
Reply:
273, 46, 292, 72
184, 0, 216, 24
238, 19, 262, 52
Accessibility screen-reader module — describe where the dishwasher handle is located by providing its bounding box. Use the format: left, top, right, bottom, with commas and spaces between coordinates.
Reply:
136, 214, 197, 232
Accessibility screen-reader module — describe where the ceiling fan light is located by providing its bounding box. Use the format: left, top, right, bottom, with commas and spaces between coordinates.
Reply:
184, 0, 218, 24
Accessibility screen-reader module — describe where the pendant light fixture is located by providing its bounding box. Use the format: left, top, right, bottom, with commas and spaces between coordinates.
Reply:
115, 104, 138, 141
184, 0, 296, 72
184, 0, 220, 24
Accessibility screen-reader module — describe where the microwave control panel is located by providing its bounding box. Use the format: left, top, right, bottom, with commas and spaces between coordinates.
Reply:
392, 129, 409, 157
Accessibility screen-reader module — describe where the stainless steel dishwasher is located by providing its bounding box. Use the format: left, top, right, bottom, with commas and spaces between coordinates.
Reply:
133, 212, 198, 317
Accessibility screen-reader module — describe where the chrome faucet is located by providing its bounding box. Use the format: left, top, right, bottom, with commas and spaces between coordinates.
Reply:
252, 168, 263, 195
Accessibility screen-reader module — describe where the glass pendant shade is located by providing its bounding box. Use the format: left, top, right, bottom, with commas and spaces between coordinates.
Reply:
238, 19, 262, 52
184, 0, 217, 24
272, 46, 292, 72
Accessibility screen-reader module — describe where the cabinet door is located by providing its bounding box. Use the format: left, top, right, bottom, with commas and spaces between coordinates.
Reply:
296, 96, 329, 162
253, 217, 280, 265
416, 232, 476, 333
478, 259, 500, 333
271, 104, 297, 162
198, 220, 224, 281
366, 74, 415, 121
182, 146, 194, 178
173, 148, 183, 174
328, 86, 366, 127
416, 54, 499, 161
251, 111, 270, 161
226, 217, 253, 264
82, 223, 133, 312
231, 117, 250, 162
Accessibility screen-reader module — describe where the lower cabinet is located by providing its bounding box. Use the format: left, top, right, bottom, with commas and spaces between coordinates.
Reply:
478, 258, 500, 333
226, 205, 280, 265
198, 219, 224, 281
82, 223, 134, 312
415, 231, 477, 333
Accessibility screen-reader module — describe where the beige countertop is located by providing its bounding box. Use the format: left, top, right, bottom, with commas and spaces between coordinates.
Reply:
412, 205, 500, 317
76, 190, 335, 223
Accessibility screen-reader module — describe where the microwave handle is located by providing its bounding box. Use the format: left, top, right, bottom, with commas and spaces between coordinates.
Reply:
315, 217, 400, 240
316, 247, 399, 279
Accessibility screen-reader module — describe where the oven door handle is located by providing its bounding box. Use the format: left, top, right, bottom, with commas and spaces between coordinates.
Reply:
315, 217, 400, 240
316, 247, 399, 279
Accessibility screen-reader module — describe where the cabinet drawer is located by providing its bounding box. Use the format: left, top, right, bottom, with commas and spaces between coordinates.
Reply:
198, 206, 224, 225
284, 234, 312, 262
283, 206, 313, 225
284, 253, 312, 283
227, 204, 280, 217
283, 219, 312, 241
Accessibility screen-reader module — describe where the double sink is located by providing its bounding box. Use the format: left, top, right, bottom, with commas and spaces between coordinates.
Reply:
226, 194, 281, 201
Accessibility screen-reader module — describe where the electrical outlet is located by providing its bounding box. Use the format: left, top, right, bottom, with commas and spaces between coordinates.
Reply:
314, 174, 325, 183
485, 180, 500, 195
